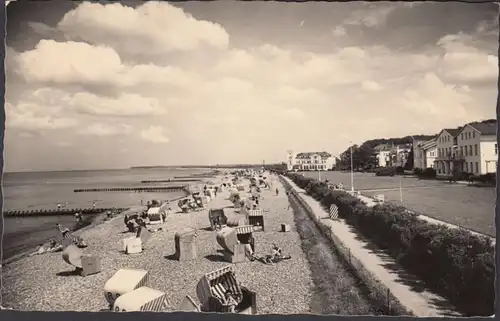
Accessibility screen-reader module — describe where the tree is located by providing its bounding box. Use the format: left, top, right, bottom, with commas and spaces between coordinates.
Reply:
404, 148, 414, 170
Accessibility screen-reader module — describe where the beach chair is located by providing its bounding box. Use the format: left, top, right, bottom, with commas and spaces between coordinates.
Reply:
61, 245, 101, 276
216, 226, 254, 263
147, 207, 163, 225
123, 237, 142, 254
208, 208, 228, 231
234, 225, 255, 253
57, 224, 87, 248
241, 208, 265, 232
174, 228, 198, 261
112, 286, 170, 312
104, 268, 149, 308
195, 265, 257, 314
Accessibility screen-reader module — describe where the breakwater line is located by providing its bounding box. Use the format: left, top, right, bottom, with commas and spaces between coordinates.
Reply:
3, 207, 126, 217
73, 186, 187, 193
140, 179, 201, 183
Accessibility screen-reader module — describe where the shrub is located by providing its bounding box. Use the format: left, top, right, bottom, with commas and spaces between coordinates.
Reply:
375, 167, 396, 176
417, 167, 437, 179
413, 168, 423, 176
286, 172, 494, 316
470, 173, 496, 185
395, 166, 405, 175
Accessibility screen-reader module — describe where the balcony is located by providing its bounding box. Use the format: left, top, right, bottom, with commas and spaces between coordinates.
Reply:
435, 151, 466, 161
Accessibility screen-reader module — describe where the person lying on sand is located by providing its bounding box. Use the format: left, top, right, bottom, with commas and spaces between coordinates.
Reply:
254, 244, 292, 265
29, 240, 63, 256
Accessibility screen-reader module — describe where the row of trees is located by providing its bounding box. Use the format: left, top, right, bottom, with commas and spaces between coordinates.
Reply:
338, 136, 415, 170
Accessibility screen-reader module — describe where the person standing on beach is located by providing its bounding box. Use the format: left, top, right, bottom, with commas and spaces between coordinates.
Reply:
275, 188, 279, 196
92, 201, 96, 209
57, 203, 61, 210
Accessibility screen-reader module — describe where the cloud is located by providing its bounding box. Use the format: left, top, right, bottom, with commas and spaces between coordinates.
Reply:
4, 1, 497, 170
332, 26, 346, 37
6, 102, 77, 131
343, 4, 396, 28
140, 126, 170, 143
69, 92, 166, 117
57, 2, 229, 56
436, 34, 498, 84
361, 80, 383, 92
15, 40, 199, 90
77, 123, 132, 136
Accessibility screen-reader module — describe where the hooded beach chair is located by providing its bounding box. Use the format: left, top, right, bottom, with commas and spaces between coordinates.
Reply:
195, 265, 257, 314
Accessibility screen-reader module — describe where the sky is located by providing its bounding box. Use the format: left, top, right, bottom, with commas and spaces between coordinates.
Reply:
4, 1, 499, 172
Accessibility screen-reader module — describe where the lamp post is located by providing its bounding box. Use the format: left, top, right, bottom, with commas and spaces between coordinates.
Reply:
350, 143, 355, 192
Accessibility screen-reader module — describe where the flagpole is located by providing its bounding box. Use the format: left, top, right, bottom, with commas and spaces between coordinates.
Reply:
399, 175, 403, 202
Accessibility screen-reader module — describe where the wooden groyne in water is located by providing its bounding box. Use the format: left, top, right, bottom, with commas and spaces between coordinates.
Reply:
3, 207, 127, 217
73, 186, 187, 193
140, 179, 201, 183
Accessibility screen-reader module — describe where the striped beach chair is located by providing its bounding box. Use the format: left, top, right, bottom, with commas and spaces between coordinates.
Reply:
113, 287, 170, 312
242, 208, 265, 232
208, 208, 228, 231
196, 265, 244, 313
235, 225, 256, 253
57, 224, 87, 248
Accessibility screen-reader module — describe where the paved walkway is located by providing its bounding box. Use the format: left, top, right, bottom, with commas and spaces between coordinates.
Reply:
283, 176, 461, 317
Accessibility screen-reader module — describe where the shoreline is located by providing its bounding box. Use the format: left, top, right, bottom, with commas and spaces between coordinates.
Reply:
1, 180, 199, 267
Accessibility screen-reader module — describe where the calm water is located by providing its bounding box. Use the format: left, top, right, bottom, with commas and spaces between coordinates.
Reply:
300, 171, 496, 237
2, 168, 210, 260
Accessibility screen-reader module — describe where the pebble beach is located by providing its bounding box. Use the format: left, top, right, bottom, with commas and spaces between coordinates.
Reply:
1, 173, 315, 314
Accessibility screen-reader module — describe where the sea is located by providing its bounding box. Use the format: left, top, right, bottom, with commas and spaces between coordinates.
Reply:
1, 167, 211, 262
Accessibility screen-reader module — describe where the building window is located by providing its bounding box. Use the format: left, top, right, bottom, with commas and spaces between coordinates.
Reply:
465, 147, 468, 156
461, 133, 463, 140
429, 151, 435, 157
475, 162, 479, 173
474, 144, 478, 156
460, 146, 463, 156
495, 144, 498, 155
473, 131, 475, 138
464, 162, 468, 172
470, 162, 473, 173
469, 145, 472, 155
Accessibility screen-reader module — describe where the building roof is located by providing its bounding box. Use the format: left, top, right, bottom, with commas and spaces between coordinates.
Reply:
468, 122, 497, 136
295, 152, 332, 159
419, 138, 437, 150
443, 128, 461, 137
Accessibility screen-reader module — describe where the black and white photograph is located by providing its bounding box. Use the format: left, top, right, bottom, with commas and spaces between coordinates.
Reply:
1, 0, 498, 317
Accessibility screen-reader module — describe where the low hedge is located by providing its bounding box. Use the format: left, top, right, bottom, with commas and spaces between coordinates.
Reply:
375, 167, 396, 176
287, 172, 494, 316
470, 173, 496, 185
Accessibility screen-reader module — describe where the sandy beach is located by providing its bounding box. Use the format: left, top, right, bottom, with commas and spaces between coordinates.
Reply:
1, 173, 314, 314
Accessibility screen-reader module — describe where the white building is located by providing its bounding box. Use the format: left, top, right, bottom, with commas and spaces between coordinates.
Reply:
456, 122, 497, 175
413, 136, 437, 170
412, 135, 436, 169
434, 128, 461, 176
374, 143, 411, 168
373, 144, 391, 167
287, 151, 335, 171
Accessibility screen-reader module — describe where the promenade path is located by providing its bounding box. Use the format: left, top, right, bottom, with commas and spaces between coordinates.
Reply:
283, 176, 461, 317
1, 174, 313, 314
